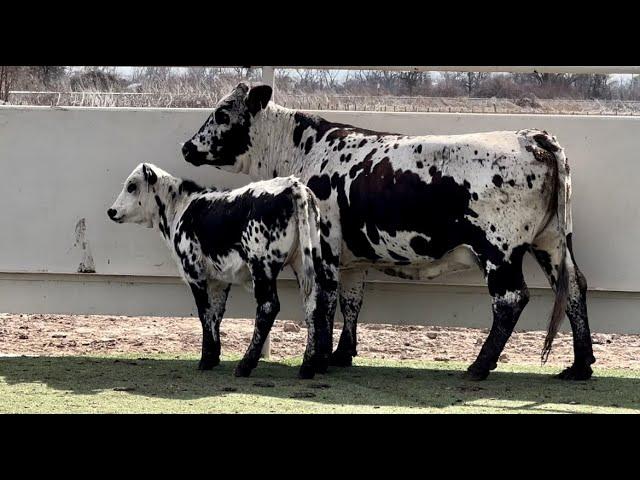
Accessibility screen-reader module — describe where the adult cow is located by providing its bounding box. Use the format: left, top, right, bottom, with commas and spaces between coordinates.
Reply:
181, 83, 595, 380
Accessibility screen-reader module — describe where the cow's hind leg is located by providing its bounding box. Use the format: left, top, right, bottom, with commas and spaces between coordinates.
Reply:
466, 247, 530, 381
235, 273, 280, 378
532, 230, 594, 380
189, 280, 231, 370
330, 269, 366, 367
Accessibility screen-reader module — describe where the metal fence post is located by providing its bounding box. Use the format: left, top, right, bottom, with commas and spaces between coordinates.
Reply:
260, 66, 276, 360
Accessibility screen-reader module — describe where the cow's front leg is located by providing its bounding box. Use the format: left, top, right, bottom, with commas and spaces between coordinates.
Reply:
189, 280, 230, 370
330, 269, 366, 367
235, 276, 280, 378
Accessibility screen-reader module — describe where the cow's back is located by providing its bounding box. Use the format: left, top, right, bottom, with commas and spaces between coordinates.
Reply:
302, 129, 557, 269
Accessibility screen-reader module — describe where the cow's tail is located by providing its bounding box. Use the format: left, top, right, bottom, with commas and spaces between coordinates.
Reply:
540, 132, 572, 363
291, 177, 322, 298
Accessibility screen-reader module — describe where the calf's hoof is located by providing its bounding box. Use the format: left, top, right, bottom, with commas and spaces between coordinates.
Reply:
329, 350, 353, 367
234, 361, 254, 378
298, 364, 316, 380
557, 363, 593, 381
464, 363, 491, 381
198, 357, 219, 370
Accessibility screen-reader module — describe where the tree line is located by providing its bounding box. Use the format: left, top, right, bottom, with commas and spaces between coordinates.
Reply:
2, 66, 639, 103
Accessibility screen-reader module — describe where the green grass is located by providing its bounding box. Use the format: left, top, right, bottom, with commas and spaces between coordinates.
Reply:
1, 354, 639, 413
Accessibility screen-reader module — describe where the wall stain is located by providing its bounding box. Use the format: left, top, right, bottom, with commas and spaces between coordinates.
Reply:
73, 218, 96, 273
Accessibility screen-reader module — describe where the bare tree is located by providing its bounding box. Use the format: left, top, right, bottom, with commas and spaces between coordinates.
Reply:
320, 69, 340, 90
397, 71, 431, 96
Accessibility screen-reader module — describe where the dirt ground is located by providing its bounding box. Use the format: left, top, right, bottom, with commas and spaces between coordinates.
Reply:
1, 313, 639, 370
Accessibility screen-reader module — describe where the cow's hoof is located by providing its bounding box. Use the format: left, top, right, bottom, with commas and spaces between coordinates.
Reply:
313, 354, 330, 374
557, 364, 593, 381
298, 364, 316, 380
464, 363, 490, 381
234, 361, 253, 378
329, 350, 353, 367
198, 357, 219, 370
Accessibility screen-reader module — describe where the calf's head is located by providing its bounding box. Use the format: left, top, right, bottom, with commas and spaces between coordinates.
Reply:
181, 82, 272, 171
108, 163, 167, 228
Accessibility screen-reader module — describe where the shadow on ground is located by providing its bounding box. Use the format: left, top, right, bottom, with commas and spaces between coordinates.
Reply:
1, 356, 638, 412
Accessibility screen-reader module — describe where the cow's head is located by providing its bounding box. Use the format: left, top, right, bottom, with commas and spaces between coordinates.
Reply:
108, 163, 168, 228
181, 82, 273, 172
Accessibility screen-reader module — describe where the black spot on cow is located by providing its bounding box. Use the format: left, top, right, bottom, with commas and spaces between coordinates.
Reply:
472, 192, 478, 201
349, 149, 377, 179
526, 174, 535, 189
304, 136, 314, 154
358, 139, 368, 147
532, 246, 555, 286
492, 175, 503, 188
320, 159, 329, 172
335, 157, 500, 265
490, 225, 496, 232
319, 220, 331, 237
155, 195, 170, 239
179, 179, 206, 195
508, 179, 516, 187
307, 175, 332, 200
416, 145, 422, 154
178, 189, 295, 266
416, 161, 424, 169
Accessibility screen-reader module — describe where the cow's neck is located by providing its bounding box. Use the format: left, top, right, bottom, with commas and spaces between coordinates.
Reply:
243, 103, 309, 180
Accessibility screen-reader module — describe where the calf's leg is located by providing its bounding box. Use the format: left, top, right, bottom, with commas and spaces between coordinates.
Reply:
189, 280, 230, 370
235, 277, 280, 378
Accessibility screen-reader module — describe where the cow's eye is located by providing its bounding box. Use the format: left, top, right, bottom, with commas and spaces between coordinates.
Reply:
127, 183, 137, 193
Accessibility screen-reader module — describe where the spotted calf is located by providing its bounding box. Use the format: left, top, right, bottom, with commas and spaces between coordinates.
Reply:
181, 83, 595, 381
108, 163, 330, 379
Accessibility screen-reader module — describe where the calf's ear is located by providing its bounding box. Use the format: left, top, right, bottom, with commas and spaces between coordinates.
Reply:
142, 164, 157, 186
246, 84, 273, 115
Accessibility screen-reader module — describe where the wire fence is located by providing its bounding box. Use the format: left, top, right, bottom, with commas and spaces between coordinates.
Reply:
6, 90, 640, 116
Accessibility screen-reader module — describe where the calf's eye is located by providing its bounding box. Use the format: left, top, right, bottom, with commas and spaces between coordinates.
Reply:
127, 183, 137, 193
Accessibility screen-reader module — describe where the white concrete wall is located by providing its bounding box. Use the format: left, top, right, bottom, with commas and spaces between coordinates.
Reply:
1, 105, 638, 333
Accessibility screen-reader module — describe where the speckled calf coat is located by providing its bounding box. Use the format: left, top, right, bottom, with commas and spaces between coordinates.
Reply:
108, 163, 329, 379
181, 83, 595, 381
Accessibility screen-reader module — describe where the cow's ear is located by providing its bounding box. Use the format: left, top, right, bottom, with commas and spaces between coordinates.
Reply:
246, 84, 273, 115
234, 82, 250, 96
142, 164, 157, 186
